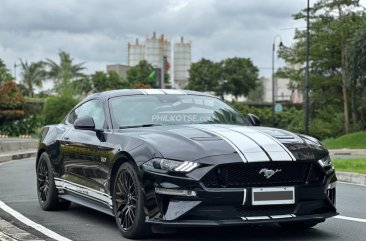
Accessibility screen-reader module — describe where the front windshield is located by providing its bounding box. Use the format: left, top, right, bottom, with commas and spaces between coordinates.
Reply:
109, 94, 249, 128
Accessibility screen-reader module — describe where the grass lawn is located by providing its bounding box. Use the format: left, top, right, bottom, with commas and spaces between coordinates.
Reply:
333, 158, 366, 174
322, 131, 366, 149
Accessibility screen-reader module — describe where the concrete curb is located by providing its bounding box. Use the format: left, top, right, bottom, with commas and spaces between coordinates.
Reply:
0, 139, 38, 153
0, 150, 37, 163
329, 149, 366, 157
336, 172, 366, 185
0, 218, 45, 241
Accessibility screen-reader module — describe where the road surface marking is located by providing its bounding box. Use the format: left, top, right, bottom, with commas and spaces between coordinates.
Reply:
0, 200, 72, 241
0, 160, 15, 167
335, 215, 366, 223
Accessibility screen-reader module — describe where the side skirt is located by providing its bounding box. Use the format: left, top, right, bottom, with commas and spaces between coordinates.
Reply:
60, 192, 114, 217
54, 178, 114, 217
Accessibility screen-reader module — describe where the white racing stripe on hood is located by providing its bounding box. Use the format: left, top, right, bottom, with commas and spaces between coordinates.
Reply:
139, 89, 165, 95
191, 125, 295, 162
221, 126, 295, 161
161, 89, 187, 95
190, 125, 247, 162
191, 125, 269, 163
137, 89, 187, 95
255, 130, 296, 161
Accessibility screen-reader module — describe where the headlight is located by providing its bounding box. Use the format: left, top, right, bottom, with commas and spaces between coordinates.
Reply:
143, 158, 199, 173
318, 155, 332, 168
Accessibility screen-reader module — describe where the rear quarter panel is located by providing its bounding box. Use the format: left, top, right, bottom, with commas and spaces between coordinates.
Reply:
37, 124, 69, 176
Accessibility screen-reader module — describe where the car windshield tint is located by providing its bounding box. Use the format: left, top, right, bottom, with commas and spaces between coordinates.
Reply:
109, 94, 249, 128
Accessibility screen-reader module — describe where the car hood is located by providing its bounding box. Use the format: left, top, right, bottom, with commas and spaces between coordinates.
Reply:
117, 124, 328, 163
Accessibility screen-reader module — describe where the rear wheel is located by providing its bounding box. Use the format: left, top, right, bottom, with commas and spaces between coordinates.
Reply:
279, 221, 320, 229
113, 162, 151, 239
36, 152, 71, 210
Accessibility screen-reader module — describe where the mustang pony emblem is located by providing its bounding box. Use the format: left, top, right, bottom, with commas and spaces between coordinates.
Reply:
259, 168, 282, 179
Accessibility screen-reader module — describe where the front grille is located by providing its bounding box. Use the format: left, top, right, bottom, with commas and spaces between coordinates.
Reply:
236, 205, 295, 217
201, 161, 320, 188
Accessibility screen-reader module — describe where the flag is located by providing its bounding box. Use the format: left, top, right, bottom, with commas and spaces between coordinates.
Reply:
148, 70, 156, 82
163, 56, 170, 72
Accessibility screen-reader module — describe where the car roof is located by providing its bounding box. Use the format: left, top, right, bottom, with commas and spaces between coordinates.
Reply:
85, 89, 218, 101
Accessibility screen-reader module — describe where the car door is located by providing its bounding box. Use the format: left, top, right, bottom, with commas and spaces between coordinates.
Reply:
61, 99, 108, 196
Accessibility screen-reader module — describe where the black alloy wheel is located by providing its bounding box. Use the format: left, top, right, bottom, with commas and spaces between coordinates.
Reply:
36, 152, 71, 210
37, 157, 50, 203
116, 170, 137, 230
113, 162, 150, 239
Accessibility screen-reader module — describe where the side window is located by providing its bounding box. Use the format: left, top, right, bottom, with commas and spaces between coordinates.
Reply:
72, 100, 106, 129
67, 107, 80, 124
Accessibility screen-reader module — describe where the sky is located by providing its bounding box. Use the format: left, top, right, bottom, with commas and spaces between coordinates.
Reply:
0, 0, 318, 83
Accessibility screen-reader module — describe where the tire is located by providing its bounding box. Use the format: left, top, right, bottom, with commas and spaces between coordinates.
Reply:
112, 162, 151, 239
279, 221, 320, 229
36, 152, 71, 211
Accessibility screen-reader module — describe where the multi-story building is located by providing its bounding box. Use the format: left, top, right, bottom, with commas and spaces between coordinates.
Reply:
106, 64, 131, 80
128, 32, 171, 74
263, 77, 303, 104
127, 39, 145, 67
174, 37, 191, 89
127, 33, 191, 89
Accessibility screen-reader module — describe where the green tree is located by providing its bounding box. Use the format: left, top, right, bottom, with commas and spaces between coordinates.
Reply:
91, 71, 108, 91
187, 58, 220, 94
0, 59, 13, 85
91, 70, 130, 92
221, 57, 259, 99
127, 60, 155, 87
19, 60, 46, 97
46, 51, 86, 95
43, 95, 79, 124
347, 26, 366, 127
0, 80, 25, 122
278, 0, 365, 134
71, 75, 93, 97
17, 83, 30, 97
247, 77, 265, 102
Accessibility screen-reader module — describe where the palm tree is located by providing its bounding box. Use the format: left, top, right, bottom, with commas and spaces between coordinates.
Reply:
19, 60, 46, 97
0, 59, 13, 86
46, 51, 86, 95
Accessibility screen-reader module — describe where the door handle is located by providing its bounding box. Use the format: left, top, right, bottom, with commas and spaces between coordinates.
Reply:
63, 137, 70, 140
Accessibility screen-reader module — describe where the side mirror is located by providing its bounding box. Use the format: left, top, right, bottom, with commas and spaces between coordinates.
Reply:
247, 113, 261, 126
74, 115, 96, 131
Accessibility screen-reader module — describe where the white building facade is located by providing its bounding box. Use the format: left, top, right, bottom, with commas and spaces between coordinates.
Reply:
173, 37, 191, 89
128, 32, 171, 78
263, 77, 303, 104
127, 33, 192, 89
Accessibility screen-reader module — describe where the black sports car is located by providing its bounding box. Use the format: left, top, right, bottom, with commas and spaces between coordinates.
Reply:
36, 89, 337, 239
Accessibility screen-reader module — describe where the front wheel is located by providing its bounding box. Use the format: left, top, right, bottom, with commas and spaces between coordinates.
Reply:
36, 152, 71, 210
113, 162, 151, 239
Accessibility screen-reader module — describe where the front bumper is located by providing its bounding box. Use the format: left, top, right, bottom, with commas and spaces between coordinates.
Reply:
147, 213, 336, 227
142, 160, 338, 227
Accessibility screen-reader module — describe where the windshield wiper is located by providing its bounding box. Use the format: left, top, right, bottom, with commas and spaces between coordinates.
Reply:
119, 123, 163, 129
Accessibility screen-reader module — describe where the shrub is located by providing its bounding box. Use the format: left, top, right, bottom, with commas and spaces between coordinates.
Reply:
230, 102, 342, 140
0, 114, 43, 136
0, 80, 25, 121
43, 95, 79, 125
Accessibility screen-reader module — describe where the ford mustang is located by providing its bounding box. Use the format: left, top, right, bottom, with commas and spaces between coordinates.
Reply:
36, 89, 337, 239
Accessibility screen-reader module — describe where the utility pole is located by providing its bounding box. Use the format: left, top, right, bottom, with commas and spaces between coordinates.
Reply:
272, 42, 276, 128
13, 63, 18, 82
304, 0, 310, 135
160, 55, 166, 89
272, 35, 283, 128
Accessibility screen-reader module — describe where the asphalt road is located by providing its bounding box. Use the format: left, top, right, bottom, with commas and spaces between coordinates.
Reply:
1, 158, 366, 241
